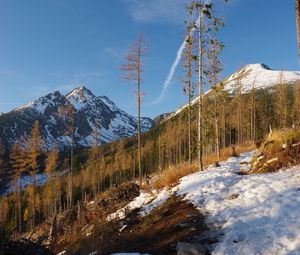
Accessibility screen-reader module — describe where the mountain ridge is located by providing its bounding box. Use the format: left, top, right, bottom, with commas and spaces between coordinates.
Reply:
165, 63, 300, 121
0, 85, 154, 150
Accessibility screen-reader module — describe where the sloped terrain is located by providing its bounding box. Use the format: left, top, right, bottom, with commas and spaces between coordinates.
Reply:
224, 63, 300, 93
0, 86, 154, 150
104, 150, 300, 255
251, 129, 300, 173
166, 63, 300, 121
8, 145, 300, 255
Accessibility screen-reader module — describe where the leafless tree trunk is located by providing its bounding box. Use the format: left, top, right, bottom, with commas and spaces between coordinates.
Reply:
236, 78, 242, 145
59, 105, 74, 209
214, 91, 220, 161
137, 57, 142, 186
296, 0, 300, 66
198, 12, 204, 171
121, 34, 147, 186
251, 77, 257, 141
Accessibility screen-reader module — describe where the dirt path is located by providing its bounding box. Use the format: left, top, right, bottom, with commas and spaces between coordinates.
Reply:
101, 196, 211, 255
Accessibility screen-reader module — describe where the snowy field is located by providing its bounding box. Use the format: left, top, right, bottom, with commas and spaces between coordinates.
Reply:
109, 151, 300, 255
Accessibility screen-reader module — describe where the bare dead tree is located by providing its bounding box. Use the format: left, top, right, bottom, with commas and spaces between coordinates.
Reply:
58, 105, 74, 209
296, 0, 300, 66
121, 34, 147, 186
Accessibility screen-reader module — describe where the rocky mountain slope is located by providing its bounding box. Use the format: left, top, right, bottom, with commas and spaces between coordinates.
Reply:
167, 63, 300, 120
0, 86, 154, 150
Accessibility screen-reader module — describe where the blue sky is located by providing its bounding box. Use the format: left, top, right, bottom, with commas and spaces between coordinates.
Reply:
0, 0, 298, 118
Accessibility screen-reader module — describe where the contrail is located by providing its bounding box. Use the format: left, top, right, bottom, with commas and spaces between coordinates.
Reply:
153, 0, 211, 105
152, 32, 192, 104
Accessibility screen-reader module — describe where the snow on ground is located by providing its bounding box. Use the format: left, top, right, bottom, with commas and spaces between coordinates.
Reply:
109, 151, 300, 254
140, 188, 171, 216
106, 190, 155, 221
224, 63, 300, 94
177, 151, 300, 255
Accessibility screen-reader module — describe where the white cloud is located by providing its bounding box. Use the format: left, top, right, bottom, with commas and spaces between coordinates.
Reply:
124, 0, 188, 24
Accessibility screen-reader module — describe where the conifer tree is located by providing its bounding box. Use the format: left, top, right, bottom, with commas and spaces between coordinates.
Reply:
0, 196, 8, 240
188, 1, 224, 170
27, 121, 42, 230
10, 139, 28, 233
220, 90, 229, 148
45, 144, 59, 217
236, 77, 242, 145
182, 23, 195, 165
276, 71, 288, 128
250, 76, 258, 141
121, 34, 147, 186
206, 37, 223, 160
90, 119, 101, 197
59, 105, 74, 208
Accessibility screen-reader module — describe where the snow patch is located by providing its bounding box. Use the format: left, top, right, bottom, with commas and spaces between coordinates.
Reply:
106, 190, 155, 221
140, 188, 171, 216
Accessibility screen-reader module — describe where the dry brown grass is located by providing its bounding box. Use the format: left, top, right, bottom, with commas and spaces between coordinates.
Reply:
151, 162, 198, 190
251, 128, 300, 173
152, 143, 255, 190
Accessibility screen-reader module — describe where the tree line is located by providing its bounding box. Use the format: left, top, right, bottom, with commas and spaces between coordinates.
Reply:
1, 0, 300, 240
1, 77, 299, 238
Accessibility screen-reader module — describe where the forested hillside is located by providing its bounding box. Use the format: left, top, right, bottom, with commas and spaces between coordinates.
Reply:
1, 68, 300, 239
1, 0, 300, 254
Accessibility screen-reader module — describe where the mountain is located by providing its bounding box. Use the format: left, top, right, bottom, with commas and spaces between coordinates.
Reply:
223, 63, 300, 93
0, 86, 154, 150
166, 63, 300, 120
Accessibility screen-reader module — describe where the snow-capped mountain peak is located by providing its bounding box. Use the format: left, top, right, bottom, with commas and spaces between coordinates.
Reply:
224, 63, 300, 93
244, 63, 271, 70
0, 86, 154, 150
65, 85, 96, 110
15, 91, 67, 114
66, 85, 94, 99
165, 63, 300, 122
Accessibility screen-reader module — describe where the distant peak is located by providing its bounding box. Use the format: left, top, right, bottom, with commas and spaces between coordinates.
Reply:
66, 85, 95, 99
244, 63, 271, 71
78, 85, 88, 91
74, 85, 91, 93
